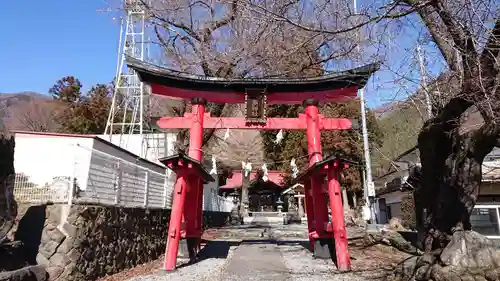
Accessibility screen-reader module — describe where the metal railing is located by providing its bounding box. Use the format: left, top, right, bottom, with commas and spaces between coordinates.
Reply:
13, 173, 71, 204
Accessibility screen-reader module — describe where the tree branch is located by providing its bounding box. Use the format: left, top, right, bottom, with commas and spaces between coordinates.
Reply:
245, 0, 431, 36
412, 4, 462, 72
433, 96, 473, 127
471, 121, 500, 159
432, 0, 474, 54
480, 17, 500, 78
150, 14, 202, 42
148, 0, 241, 149
201, 1, 238, 43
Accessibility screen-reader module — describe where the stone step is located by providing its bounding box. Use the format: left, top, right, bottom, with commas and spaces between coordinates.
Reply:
250, 212, 283, 217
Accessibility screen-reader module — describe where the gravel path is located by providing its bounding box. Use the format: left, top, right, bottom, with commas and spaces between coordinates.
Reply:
279, 243, 389, 281
218, 243, 290, 281
124, 243, 237, 281
119, 222, 402, 281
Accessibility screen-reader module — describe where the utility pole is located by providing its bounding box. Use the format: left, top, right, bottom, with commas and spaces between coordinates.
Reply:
360, 84, 376, 222
417, 45, 432, 119
353, 0, 376, 224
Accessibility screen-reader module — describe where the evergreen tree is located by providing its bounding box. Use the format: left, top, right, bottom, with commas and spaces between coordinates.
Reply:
49, 76, 82, 103
50, 77, 112, 134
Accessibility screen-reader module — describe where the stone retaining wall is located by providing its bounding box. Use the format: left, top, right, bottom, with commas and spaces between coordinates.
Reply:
10, 203, 229, 281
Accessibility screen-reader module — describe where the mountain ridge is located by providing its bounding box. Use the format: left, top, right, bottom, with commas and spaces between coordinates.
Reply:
0, 92, 59, 132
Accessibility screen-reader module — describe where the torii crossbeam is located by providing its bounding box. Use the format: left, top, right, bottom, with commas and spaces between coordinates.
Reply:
156, 113, 358, 130
126, 56, 379, 272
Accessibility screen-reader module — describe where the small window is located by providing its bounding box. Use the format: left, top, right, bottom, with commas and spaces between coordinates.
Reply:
470, 208, 500, 236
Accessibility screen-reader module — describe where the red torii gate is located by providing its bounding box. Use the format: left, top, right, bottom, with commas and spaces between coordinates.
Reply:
126, 56, 378, 272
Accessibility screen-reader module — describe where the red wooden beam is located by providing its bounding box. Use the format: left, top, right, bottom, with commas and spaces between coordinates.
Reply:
157, 113, 354, 130
151, 84, 358, 105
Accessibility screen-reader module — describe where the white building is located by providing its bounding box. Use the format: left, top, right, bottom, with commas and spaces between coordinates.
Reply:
12, 131, 233, 212
97, 133, 176, 166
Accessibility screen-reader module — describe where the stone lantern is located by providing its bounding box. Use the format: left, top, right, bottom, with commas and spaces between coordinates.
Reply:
276, 197, 284, 213
229, 190, 241, 225
230, 190, 240, 205
287, 188, 296, 212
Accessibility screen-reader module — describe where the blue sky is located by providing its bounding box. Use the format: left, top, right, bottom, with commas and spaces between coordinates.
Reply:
0, 1, 120, 95
0, 1, 443, 108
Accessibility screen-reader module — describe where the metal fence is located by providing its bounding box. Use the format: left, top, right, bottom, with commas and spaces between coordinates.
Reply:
13, 143, 234, 212
13, 173, 71, 204
78, 145, 172, 208
203, 187, 235, 213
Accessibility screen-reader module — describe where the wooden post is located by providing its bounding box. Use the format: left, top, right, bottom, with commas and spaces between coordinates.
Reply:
185, 98, 205, 258
164, 98, 206, 270
304, 99, 330, 257
240, 168, 250, 220
328, 166, 351, 271
163, 174, 187, 271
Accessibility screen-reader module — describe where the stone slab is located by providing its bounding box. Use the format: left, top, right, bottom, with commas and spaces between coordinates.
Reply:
0, 265, 48, 281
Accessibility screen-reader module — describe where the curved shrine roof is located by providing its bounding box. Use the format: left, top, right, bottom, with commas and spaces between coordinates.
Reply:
126, 56, 379, 104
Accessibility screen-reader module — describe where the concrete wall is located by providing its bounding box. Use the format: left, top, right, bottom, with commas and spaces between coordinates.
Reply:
10, 203, 229, 281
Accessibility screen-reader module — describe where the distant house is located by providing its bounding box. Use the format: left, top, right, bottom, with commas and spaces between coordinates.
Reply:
374, 146, 500, 239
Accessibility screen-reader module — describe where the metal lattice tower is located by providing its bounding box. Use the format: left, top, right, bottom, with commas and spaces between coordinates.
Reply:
104, 0, 151, 158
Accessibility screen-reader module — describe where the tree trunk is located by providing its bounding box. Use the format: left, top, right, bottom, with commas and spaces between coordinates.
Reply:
414, 117, 483, 254
389, 118, 500, 280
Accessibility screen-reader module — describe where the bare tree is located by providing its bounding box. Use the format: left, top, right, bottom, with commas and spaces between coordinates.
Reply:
18, 100, 61, 132
135, 0, 363, 167
250, 0, 499, 278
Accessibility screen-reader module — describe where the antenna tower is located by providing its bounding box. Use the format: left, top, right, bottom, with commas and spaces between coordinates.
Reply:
104, 0, 151, 157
